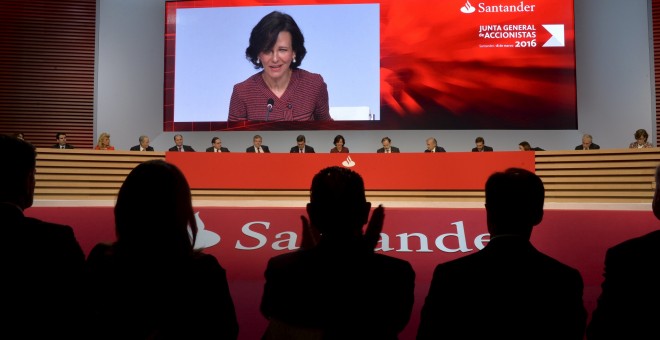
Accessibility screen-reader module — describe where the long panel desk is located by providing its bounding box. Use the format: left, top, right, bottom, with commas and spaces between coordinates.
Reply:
34, 148, 660, 204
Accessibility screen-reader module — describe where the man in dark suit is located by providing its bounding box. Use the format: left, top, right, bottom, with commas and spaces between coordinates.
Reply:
52, 132, 75, 149
260, 166, 415, 339
289, 134, 315, 153
417, 168, 586, 340
424, 137, 446, 152
377, 136, 400, 153
586, 165, 660, 340
205, 136, 230, 153
168, 134, 195, 152
519, 141, 545, 151
129, 135, 154, 151
0, 134, 85, 338
575, 134, 601, 150
246, 134, 270, 153
472, 136, 494, 152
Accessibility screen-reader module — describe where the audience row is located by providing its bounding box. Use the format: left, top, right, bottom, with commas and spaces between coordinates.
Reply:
3, 133, 658, 339
43, 129, 657, 153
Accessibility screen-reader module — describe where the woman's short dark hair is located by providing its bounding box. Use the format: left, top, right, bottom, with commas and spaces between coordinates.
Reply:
333, 134, 345, 146
519, 141, 531, 151
245, 11, 307, 70
114, 160, 197, 258
634, 128, 649, 141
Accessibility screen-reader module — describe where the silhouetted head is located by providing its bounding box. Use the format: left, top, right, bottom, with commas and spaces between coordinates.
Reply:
485, 168, 544, 237
114, 160, 197, 258
306, 166, 371, 239
0, 134, 36, 209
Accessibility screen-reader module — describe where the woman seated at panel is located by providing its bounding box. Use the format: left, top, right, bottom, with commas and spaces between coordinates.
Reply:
95, 132, 115, 150
330, 134, 349, 153
629, 128, 653, 148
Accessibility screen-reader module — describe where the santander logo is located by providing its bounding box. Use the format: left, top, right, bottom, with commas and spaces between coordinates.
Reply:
341, 155, 356, 167
461, 1, 476, 13
461, 1, 536, 14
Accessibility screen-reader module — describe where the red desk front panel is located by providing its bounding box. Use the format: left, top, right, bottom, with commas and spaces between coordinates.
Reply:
25, 207, 658, 340
166, 152, 535, 190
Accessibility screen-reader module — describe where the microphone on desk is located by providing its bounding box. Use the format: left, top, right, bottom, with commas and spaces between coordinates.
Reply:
266, 98, 274, 121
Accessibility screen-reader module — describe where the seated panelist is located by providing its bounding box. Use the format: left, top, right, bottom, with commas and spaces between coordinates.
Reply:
247, 135, 271, 153
290, 135, 315, 153
377, 137, 400, 153
206, 137, 230, 153
130, 135, 154, 151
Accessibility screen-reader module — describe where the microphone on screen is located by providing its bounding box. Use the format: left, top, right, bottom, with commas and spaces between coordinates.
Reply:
266, 98, 274, 121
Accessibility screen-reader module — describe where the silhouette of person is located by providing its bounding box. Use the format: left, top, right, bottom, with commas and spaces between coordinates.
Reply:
0, 134, 85, 338
586, 165, 660, 340
417, 167, 587, 340
83, 160, 238, 339
260, 166, 415, 339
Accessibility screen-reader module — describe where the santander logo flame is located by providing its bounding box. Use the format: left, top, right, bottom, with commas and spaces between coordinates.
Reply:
461, 1, 476, 13
341, 155, 356, 167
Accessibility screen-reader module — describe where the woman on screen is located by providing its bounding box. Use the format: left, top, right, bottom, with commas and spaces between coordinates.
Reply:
228, 11, 332, 122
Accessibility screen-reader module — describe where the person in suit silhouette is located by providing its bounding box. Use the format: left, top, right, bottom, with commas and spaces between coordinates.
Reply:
377, 136, 400, 153
130, 135, 154, 151
246, 134, 270, 153
586, 164, 660, 340
260, 166, 415, 339
52, 132, 75, 149
289, 134, 315, 153
472, 136, 494, 152
424, 137, 446, 152
168, 134, 195, 152
83, 160, 238, 339
205, 136, 230, 153
0, 134, 85, 338
417, 167, 587, 340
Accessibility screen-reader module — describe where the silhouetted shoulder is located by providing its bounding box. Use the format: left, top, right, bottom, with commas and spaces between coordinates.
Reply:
607, 230, 660, 259
20, 216, 84, 259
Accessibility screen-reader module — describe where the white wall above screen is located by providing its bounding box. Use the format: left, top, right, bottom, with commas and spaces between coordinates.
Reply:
173, 4, 380, 122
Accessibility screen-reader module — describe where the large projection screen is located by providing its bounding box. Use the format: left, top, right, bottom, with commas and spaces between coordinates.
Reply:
164, 0, 576, 131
